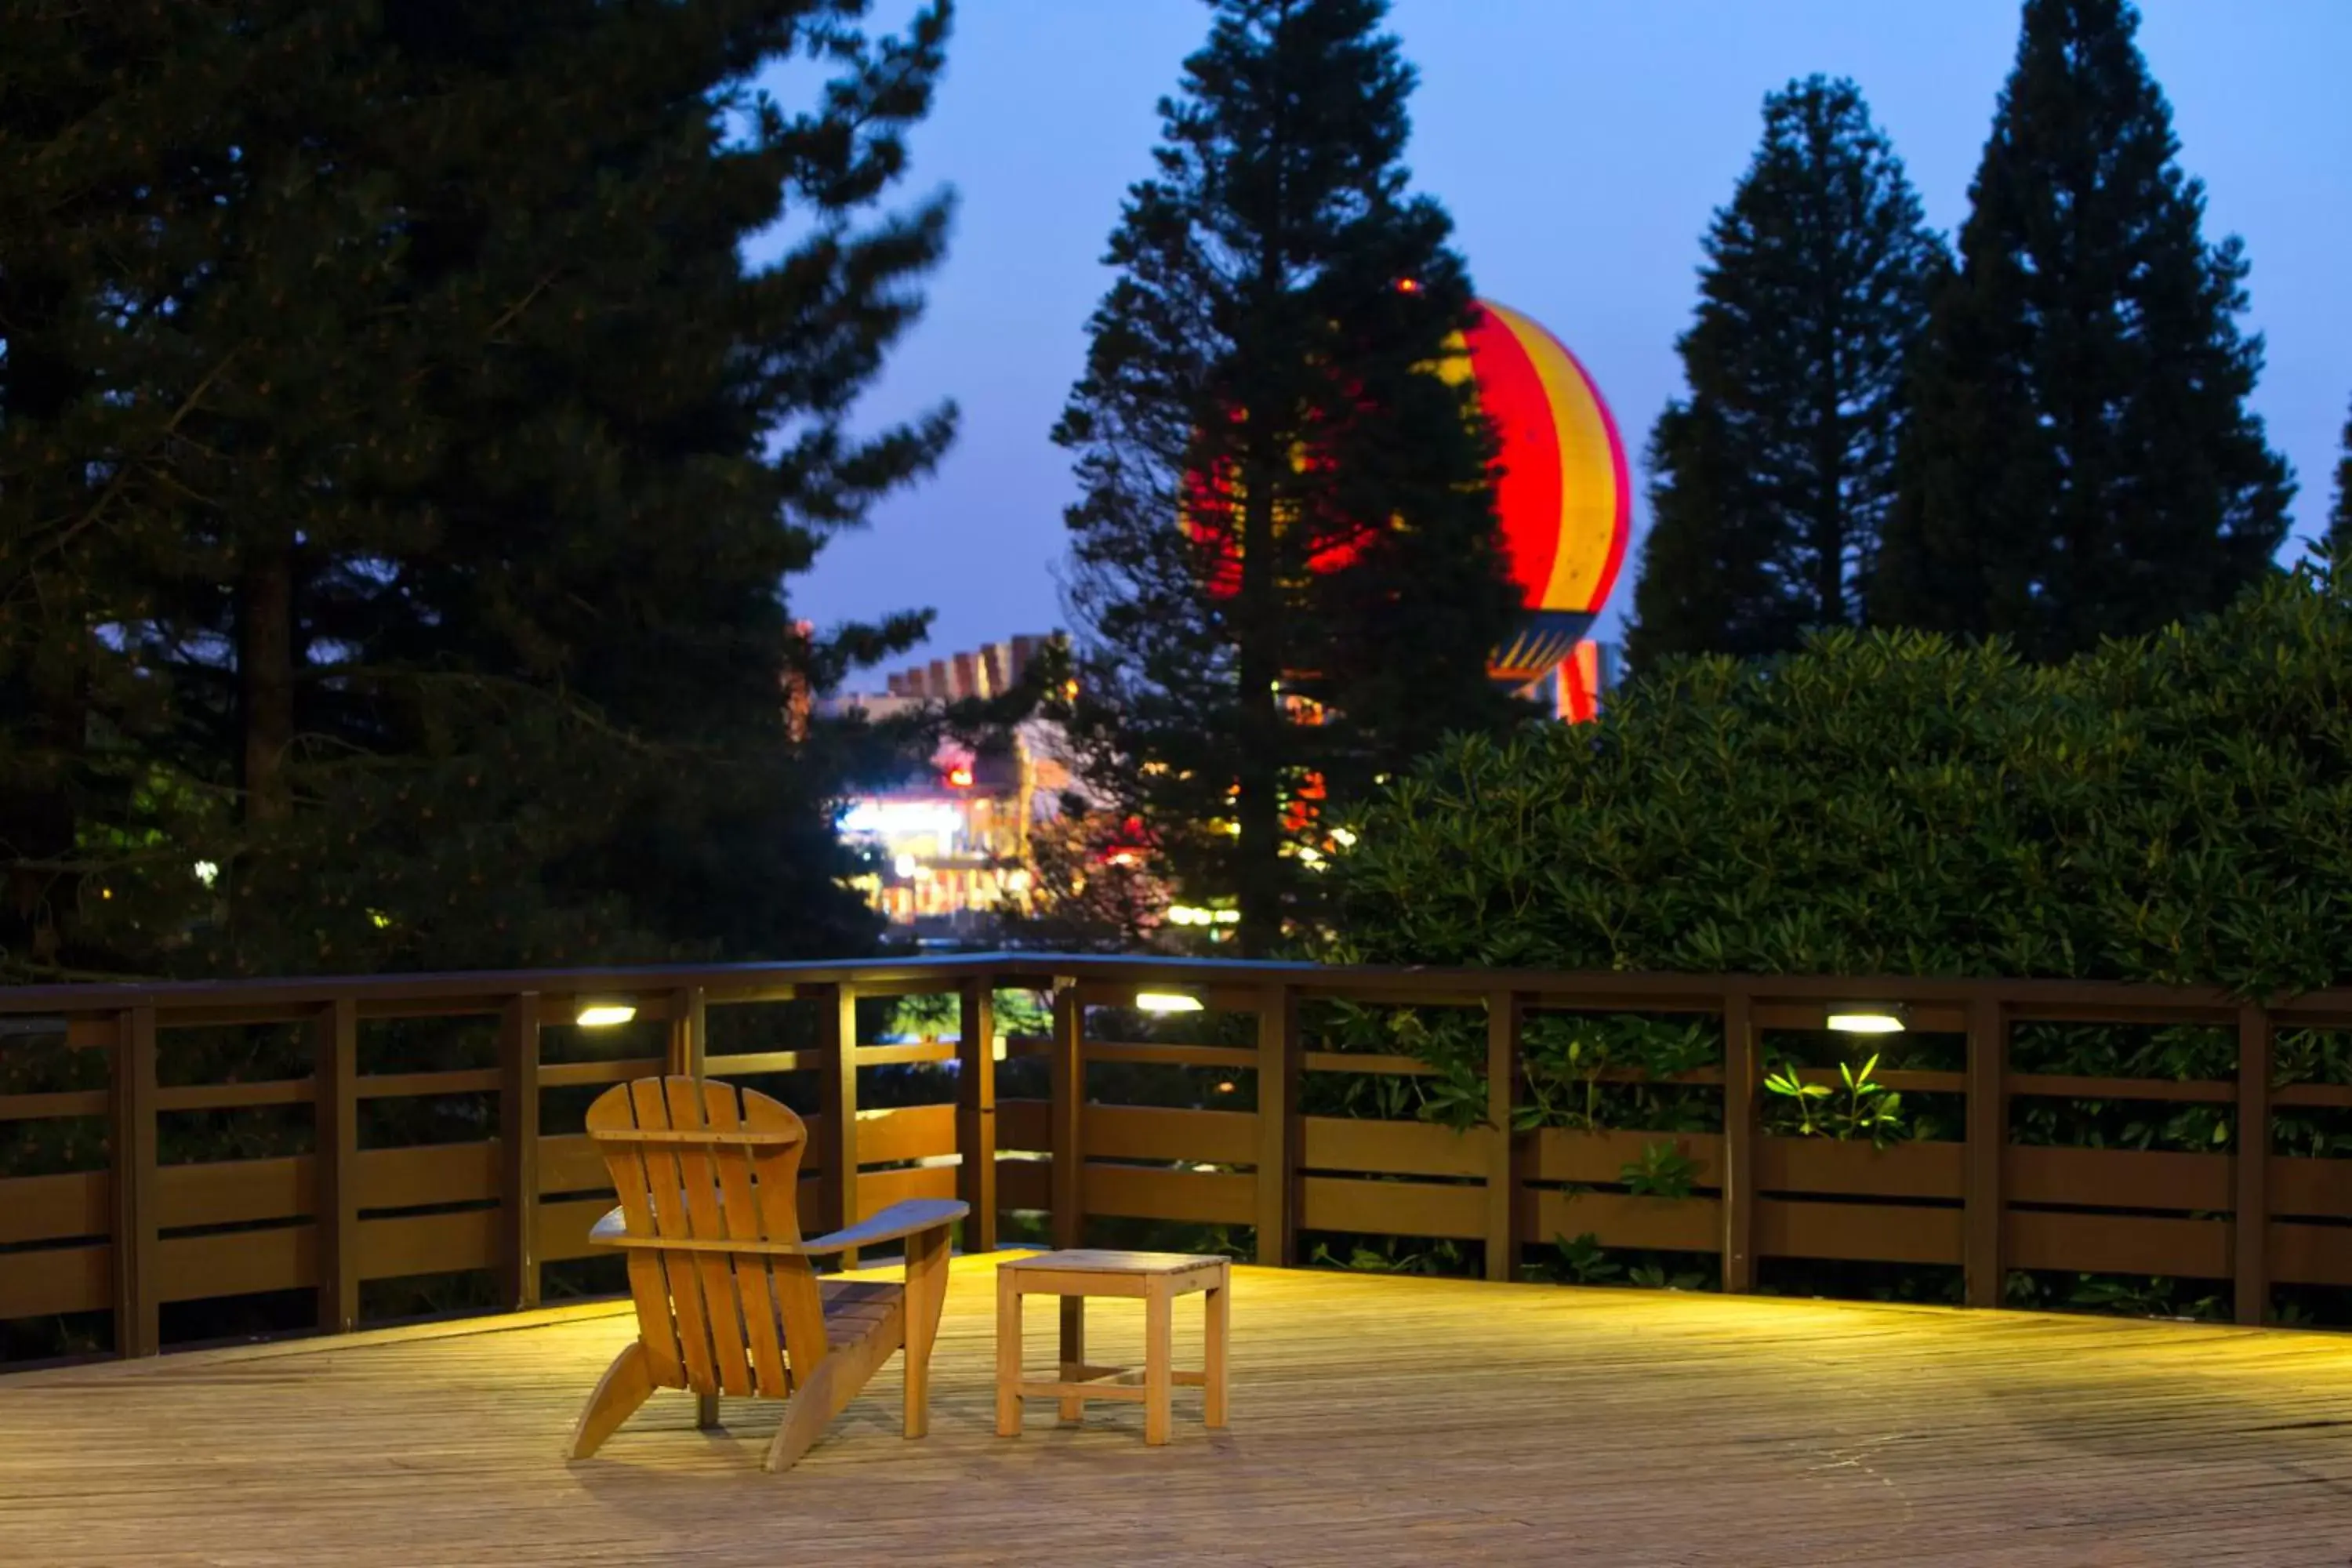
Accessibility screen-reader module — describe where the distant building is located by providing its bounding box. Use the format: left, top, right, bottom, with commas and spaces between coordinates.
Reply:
819, 634, 1073, 939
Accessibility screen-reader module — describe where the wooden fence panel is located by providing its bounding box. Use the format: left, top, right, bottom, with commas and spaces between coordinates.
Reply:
1759, 1200, 1964, 1265
1528, 1190, 1722, 1254
2006, 1210, 2230, 1279
1308, 1116, 1491, 1179
1301, 1175, 1484, 1240
17, 960, 2352, 1363
0, 1171, 110, 1247
1532, 1129, 1722, 1187
1758, 1139, 1964, 1200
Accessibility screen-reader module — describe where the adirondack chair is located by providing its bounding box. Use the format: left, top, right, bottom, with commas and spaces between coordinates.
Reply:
568, 1076, 967, 1472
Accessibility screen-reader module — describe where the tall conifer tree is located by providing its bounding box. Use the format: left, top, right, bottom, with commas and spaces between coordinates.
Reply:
1627, 77, 1944, 670
1870, 0, 2291, 660
2326, 397, 2352, 558
0, 2, 955, 978
1055, 0, 1519, 956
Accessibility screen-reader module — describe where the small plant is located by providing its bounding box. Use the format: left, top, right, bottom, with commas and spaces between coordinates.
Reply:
1628, 1262, 1709, 1291
1550, 1231, 1623, 1285
884, 991, 961, 1043
1618, 1139, 1700, 1200
1308, 1236, 1465, 1276
1765, 1052, 1906, 1145
2067, 1275, 2224, 1322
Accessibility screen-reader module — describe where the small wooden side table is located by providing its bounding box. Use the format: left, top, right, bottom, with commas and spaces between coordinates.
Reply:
995, 1250, 1229, 1446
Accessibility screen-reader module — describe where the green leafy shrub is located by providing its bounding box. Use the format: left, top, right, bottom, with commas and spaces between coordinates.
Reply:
1330, 562, 2352, 996
1327, 564, 2352, 1120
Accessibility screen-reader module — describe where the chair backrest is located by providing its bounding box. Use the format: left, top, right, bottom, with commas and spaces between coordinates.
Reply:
584, 1076, 829, 1400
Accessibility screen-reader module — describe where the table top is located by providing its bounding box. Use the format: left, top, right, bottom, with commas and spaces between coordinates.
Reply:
1000, 1249, 1229, 1276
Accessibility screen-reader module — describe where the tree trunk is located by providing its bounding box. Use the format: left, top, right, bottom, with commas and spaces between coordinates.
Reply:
0, 267, 90, 968
238, 543, 296, 824
1233, 436, 1283, 960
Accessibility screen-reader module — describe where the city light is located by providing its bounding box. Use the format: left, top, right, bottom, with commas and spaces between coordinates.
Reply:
1167, 905, 1241, 927
192, 859, 220, 888
946, 765, 974, 788
893, 852, 919, 879
839, 800, 964, 838
1827, 1007, 1907, 1035
575, 1002, 638, 1028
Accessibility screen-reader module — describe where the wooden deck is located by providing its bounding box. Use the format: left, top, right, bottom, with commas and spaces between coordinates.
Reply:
4, 1254, 2351, 1566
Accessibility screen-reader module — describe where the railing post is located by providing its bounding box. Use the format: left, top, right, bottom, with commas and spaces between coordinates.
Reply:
956, 978, 998, 1254
1255, 983, 1298, 1267
818, 984, 861, 1265
2235, 1004, 2272, 1327
1048, 978, 1083, 1250
1719, 989, 1756, 1294
315, 996, 360, 1334
1484, 990, 1524, 1283
110, 1005, 159, 1358
667, 985, 706, 1079
499, 993, 541, 1312
1963, 994, 2006, 1308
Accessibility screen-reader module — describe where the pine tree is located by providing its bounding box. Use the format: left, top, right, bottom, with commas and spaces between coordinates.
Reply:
1870, 0, 2292, 661
0, 2, 956, 978
1625, 77, 1944, 671
1055, 0, 1520, 957
2327, 397, 2352, 557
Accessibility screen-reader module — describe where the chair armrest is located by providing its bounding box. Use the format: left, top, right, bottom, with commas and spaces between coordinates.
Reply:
797, 1197, 970, 1256
587, 1197, 968, 1258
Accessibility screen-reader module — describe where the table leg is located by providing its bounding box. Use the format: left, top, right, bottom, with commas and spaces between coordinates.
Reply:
995, 1269, 1022, 1437
1058, 1295, 1087, 1424
1203, 1271, 1229, 1428
1145, 1279, 1173, 1446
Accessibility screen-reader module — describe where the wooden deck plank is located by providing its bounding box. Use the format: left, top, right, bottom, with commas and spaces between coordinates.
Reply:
3, 1257, 2352, 1566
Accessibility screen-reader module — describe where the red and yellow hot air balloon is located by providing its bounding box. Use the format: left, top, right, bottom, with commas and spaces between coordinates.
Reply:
1450, 299, 1630, 705
1179, 296, 1629, 718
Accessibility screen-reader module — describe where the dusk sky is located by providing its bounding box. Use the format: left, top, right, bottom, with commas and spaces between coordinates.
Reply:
771, 0, 2352, 673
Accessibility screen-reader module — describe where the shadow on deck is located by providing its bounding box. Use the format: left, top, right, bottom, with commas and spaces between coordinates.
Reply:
5, 1254, 2352, 1566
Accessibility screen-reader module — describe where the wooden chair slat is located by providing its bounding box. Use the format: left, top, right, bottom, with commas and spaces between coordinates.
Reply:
666, 1076, 753, 1399
586, 1084, 684, 1387
630, 1078, 719, 1396
705, 1082, 789, 1400
587, 1127, 804, 1148
742, 1088, 829, 1383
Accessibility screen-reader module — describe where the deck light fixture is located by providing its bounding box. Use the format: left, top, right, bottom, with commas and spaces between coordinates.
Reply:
575, 1000, 638, 1028
1134, 990, 1205, 1015
1826, 1004, 1907, 1035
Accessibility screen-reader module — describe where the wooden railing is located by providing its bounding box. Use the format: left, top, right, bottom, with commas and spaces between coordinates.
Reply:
5, 954, 2352, 1362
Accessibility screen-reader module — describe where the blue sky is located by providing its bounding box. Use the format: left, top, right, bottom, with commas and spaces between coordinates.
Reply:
775, 0, 2352, 664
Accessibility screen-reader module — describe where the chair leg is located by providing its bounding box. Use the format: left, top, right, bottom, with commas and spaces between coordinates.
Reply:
765, 1319, 901, 1475
902, 1228, 949, 1439
568, 1341, 655, 1460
